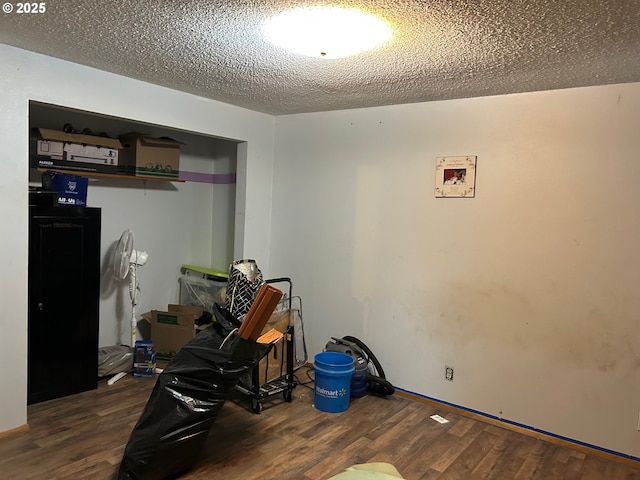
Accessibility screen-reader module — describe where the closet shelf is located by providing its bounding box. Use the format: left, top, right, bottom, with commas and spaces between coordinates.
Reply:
37, 168, 185, 182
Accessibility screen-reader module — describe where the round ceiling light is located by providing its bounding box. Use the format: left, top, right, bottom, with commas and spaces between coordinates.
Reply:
262, 7, 392, 59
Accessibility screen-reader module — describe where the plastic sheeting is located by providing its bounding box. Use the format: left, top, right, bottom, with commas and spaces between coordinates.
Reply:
98, 345, 133, 377
118, 305, 269, 480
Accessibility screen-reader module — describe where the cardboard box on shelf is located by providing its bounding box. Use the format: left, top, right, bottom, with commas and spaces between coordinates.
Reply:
143, 305, 205, 360
118, 132, 182, 179
31, 128, 122, 174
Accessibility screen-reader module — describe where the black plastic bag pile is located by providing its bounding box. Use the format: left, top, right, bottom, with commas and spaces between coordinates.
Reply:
118, 304, 269, 480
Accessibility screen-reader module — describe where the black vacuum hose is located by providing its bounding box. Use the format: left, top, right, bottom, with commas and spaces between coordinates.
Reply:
341, 336, 395, 396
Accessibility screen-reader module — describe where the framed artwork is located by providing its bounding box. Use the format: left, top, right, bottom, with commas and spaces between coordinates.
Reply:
435, 156, 477, 198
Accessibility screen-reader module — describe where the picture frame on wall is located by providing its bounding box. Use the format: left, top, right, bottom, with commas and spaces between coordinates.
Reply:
435, 155, 477, 198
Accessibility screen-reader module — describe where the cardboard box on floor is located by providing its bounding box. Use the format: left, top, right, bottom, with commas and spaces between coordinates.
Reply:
142, 303, 288, 366
142, 305, 205, 360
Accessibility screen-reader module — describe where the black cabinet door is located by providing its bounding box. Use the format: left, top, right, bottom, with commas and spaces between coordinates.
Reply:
28, 206, 101, 405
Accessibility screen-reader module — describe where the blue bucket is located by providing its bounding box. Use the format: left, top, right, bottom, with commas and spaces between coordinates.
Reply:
314, 352, 355, 413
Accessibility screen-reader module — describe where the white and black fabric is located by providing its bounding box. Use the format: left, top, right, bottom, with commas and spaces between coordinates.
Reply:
224, 259, 264, 320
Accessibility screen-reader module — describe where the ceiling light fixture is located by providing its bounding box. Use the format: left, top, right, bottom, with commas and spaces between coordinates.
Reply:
262, 6, 392, 59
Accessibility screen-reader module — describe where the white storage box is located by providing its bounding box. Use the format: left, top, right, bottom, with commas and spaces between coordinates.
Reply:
178, 265, 228, 311
32, 127, 122, 174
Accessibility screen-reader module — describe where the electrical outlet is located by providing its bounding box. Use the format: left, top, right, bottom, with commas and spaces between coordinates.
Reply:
445, 365, 454, 381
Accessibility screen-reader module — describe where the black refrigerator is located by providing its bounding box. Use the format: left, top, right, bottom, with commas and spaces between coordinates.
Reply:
28, 202, 101, 405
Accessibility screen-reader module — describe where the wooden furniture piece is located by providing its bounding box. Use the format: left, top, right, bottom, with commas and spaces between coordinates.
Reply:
28, 203, 101, 404
237, 283, 283, 341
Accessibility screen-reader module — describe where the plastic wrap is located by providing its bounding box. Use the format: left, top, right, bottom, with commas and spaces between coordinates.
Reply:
118, 305, 269, 480
98, 345, 133, 377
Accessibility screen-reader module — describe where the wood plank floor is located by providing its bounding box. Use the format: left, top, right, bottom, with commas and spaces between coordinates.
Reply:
1, 366, 639, 479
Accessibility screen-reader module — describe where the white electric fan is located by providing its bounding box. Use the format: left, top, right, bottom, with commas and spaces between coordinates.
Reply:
112, 229, 148, 347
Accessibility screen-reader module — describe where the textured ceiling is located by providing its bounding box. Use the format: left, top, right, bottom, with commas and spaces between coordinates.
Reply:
1, 1, 639, 115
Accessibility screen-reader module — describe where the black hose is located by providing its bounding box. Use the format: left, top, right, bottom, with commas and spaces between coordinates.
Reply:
366, 373, 395, 396
341, 335, 386, 378
341, 335, 395, 396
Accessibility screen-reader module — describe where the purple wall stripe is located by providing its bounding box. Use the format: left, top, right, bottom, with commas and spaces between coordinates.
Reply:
178, 171, 237, 184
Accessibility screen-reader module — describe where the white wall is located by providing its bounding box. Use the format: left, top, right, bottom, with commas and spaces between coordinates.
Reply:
0, 44, 275, 434
270, 83, 640, 457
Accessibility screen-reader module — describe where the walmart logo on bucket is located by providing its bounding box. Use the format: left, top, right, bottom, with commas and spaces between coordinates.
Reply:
316, 386, 348, 398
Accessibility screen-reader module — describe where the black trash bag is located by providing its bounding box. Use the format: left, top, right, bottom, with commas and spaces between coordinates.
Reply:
117, 308, 268, 480
210, 302, 242, 332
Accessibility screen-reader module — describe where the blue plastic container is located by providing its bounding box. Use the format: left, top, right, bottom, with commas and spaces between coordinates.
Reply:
133, 340, 156, 378
314, 352, 355, 413
350, 357, 369, 398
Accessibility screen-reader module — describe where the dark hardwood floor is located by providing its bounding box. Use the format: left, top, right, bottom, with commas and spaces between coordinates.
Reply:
1, 366, 639, 479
